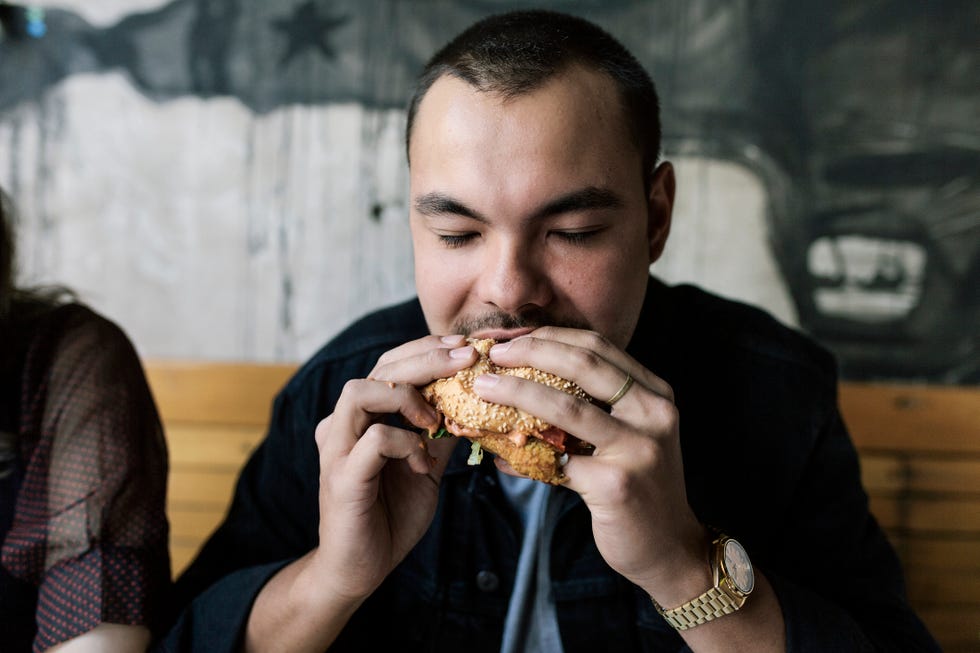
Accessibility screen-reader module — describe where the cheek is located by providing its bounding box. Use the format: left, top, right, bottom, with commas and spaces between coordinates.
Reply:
562, 237, 647, 293
563, 259, 628, 313
550, 241, 650, 340
414, 249, 473, 331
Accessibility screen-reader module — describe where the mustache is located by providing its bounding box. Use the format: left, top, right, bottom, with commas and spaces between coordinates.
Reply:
452, 309, 592, 337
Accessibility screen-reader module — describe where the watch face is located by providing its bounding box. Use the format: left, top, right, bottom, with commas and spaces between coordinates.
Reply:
723, 539, 755, 594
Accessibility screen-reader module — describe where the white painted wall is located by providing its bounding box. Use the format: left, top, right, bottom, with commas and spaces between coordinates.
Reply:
3, 1, 797, 362
1, 72, 796, 361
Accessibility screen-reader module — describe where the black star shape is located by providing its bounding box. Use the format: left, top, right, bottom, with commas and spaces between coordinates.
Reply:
271, 2, 348, 67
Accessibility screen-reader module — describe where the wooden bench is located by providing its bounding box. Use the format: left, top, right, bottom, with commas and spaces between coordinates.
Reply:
840, 383, 980, 653
145, 361, 980, 652
145, 361, 296, 576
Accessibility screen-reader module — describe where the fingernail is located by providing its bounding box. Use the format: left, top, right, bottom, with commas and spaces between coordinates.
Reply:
442, 335, 465, 345
450, 345, 474, 359
490, 341, 511, 355
473, 373, 500, 390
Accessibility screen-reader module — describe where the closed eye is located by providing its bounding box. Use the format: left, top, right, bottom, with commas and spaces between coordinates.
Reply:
438, 233, 479, 249
551, 229, 604, 245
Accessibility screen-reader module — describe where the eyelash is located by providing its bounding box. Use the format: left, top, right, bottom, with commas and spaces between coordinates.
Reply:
438, 233, 478, 249
436, 229, 602, 249
553, 230, 600, 244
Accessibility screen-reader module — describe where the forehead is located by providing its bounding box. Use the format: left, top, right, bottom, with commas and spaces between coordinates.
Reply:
408, 66, 640, 187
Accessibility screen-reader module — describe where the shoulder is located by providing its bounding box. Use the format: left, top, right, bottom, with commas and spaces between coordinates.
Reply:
676, 286, 837, 380
54, 303, 136, 350
9, 305, 160, 450
11, 302, 144, 391
11, 301, 136, 352
43, 304, 144, 381
637, 281, 840, 424
651, 281, 837, 386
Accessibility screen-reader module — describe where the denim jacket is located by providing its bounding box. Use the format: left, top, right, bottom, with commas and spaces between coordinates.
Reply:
159, 279, 939, 652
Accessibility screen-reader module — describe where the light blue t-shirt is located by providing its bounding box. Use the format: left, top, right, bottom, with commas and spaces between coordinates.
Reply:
497, 472, 566, 653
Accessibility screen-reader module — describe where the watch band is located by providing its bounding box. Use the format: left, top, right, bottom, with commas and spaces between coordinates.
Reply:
652, 586, 743, 631
651, 530, 753, 631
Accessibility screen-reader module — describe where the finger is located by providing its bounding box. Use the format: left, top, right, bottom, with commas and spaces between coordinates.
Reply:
370, 341, 478, 386
321, 379, 441, 456
486, 335, 634, 407
346, 423, 438, 480
372, 334, 467, 374
472, 372, 621, 448
498, 327, 673, 403
558, 451, 625, 497
526, 327, 672, 401
557, 431, 675, 499
374, 334, 466, 367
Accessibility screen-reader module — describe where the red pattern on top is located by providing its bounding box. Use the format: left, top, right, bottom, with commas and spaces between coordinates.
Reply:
1, 304, 170, 651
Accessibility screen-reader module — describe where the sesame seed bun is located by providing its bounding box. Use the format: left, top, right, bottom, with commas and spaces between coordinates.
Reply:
421, 338, 593, 484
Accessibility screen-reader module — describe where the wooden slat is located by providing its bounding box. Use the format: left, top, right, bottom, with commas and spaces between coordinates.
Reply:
904, 497, 980, 533
145, 360, 296, 426
840, 382, 980, 454
908, 458, 980, 495
168, 506, 227, 540
870, 495, 980, 533
861, 454, 907, 493
170, 542, 201, 577
168, 469, 240, 507
901, 538, 980, 572
862, 454, 980, 495
907, 569, 980, 604
165, 423, 266, 468
869, 495, 902, 530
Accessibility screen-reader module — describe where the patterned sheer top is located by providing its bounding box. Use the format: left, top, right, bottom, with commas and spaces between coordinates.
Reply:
0, 302, 170, 652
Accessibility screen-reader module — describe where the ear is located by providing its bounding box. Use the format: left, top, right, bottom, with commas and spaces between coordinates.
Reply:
646, 162, 675, 264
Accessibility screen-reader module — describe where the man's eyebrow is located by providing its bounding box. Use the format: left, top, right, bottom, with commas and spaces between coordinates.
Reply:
413, 193, 487, 223
531, 186, 623, 220
413, 186, 623, 223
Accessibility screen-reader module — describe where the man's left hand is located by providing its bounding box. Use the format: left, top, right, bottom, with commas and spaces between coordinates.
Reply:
473, 327, 712, 607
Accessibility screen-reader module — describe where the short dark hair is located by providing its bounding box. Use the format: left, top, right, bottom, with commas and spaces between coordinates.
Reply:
405, 10, 661, 182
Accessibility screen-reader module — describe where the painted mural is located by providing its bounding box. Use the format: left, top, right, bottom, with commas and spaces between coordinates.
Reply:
0, 0, 977, 382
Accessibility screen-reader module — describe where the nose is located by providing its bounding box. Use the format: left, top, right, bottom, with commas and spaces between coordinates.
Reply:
478, 239, 552, 314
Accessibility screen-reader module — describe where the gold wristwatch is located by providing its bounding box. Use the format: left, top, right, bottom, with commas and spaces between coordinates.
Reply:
652, 531, 755, 631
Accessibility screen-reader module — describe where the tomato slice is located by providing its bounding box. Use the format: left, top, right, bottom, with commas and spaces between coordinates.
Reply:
537, 426, 568, 452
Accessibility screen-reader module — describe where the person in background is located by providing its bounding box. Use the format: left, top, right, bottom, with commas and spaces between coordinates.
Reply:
0, 187, 171, 651
162, 10, 939, 653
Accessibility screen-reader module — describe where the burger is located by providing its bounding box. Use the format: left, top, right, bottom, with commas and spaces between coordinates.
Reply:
421, 338, 595, 484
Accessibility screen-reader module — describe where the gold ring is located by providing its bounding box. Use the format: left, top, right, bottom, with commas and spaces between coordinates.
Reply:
605, 372, 634, 406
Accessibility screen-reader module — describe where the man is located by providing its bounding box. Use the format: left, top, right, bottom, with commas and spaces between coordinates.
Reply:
161, 11, 938, 652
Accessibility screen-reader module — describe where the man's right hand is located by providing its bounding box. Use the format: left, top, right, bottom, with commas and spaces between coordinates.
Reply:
312, 334, 476, 600
244, 335, 476, 653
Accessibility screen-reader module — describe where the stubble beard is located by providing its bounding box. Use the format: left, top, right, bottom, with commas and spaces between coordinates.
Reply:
451, 308, 593, 339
